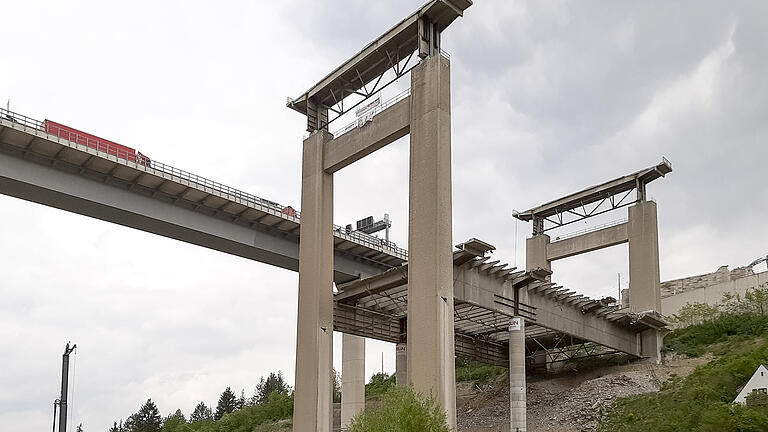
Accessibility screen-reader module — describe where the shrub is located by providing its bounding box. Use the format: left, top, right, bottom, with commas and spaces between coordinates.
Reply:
346, 387, 451, 432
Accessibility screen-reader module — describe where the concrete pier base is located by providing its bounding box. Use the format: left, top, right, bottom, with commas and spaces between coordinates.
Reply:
509, 317, 527, 432
341, 334, 366, 428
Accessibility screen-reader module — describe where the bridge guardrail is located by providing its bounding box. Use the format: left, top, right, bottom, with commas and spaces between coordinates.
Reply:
0, 107, 408, 261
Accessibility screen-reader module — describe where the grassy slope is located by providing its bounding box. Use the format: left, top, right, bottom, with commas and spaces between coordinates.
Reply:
598, 312, 768, 432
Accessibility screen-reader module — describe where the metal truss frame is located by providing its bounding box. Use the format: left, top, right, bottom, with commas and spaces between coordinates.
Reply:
526, 333, 620, 364
534, 186, 639, 235
321, 48, 420, 130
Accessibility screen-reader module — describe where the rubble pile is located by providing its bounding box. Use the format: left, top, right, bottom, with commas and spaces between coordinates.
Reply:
457, 355, 709, 432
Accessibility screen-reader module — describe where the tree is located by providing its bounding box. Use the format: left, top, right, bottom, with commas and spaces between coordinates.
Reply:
189, 402, 213, 423
252, 371, 291, 405
108, 420, 124, 432
214, 387, 238, 420
333, 368, 342, 403
124, 399, 162, 432
76, 424, 83, 432
161, 409, 186, 432
672, 302, 719, 327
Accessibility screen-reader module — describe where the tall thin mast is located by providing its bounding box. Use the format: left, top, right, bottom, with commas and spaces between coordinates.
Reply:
58, 343, 76, 432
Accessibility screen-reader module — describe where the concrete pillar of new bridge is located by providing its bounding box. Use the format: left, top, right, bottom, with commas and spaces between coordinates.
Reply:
407, 53, 457, 428
526, 234, 551, 276
628, 201, 661, 312
395, 343, 407, 387
293, 130, 335, 432
628, 200, 663, 361
341, 334, 365, 429
509, 317, 527, 432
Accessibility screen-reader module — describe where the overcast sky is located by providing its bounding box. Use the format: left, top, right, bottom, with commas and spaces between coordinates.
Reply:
1, 0, 767, 430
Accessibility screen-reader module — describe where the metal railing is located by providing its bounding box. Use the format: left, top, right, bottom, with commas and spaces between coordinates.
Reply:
552, 218, 628, 242
332, 88, 411, 138
0, 107, 408, 260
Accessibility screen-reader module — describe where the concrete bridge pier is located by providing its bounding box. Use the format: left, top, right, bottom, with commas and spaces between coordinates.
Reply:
395, 343, 407, 387
293, 130, 335, 432
509, 317, 527, 432
341, 334, 366, 429
628, 200, 663, 362
407, 53, 457, 428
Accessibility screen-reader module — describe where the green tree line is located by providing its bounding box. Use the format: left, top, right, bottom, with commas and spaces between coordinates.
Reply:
107, 371, 295, 432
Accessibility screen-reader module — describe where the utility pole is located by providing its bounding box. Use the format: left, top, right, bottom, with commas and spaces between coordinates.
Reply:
55, 343, 77, 432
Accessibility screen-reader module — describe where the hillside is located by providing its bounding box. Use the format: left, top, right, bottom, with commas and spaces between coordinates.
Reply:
456, 353, 709, 432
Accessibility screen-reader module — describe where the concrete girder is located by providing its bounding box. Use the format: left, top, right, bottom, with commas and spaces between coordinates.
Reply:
323, 97, 410, 173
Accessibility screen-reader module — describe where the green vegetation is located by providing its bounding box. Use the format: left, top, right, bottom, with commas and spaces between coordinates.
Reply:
454, 357, 507, 383
108, 371, 293, 432
598, 285, 768, 431
346, 387, 451, 432
598, 340, 768, 431
665, 286, 768, 357
365, 372, 396, 398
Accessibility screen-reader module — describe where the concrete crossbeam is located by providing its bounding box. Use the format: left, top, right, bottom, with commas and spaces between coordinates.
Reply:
323, 97, 410, 173
546, 223, 629, 261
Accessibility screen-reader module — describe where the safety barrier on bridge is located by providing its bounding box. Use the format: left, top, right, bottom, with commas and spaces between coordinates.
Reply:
0, 107, 408, 260
332, 88, 412, 138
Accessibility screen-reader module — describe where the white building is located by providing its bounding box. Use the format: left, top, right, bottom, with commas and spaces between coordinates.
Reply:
734, 365, 768, 404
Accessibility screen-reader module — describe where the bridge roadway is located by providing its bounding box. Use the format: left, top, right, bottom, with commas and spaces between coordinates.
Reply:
0, 112, 663, 362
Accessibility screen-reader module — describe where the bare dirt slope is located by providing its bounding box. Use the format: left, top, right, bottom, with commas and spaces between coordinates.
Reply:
457, 354, 709, 432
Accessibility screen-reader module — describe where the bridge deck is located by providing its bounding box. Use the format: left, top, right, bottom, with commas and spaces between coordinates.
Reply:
0, 109, 667, 365
0, 110, 406, 282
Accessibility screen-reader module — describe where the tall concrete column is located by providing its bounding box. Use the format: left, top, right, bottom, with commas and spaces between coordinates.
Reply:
627, 201, 661, 312
341, 334, 366, 429
628, 201, 663, 362
407, 53, 456, 428
293, 130, 335, 432
526, 234, 551, 275
509, 317, 527, 432
395, 343, 407, 387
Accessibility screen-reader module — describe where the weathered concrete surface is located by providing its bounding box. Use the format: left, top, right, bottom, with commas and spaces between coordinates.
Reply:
293, 130, 335, 432
521, 287, 641, 357
547, 223, 629, 261
662, 270, 768, 318
407, 53, 457, 428
509, 317, 527, 432
628, 201, 661, 312
341, 334, 365, 428
396, 343, 407, 387
323, 97, 410, 173
526, 235, 551, 274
